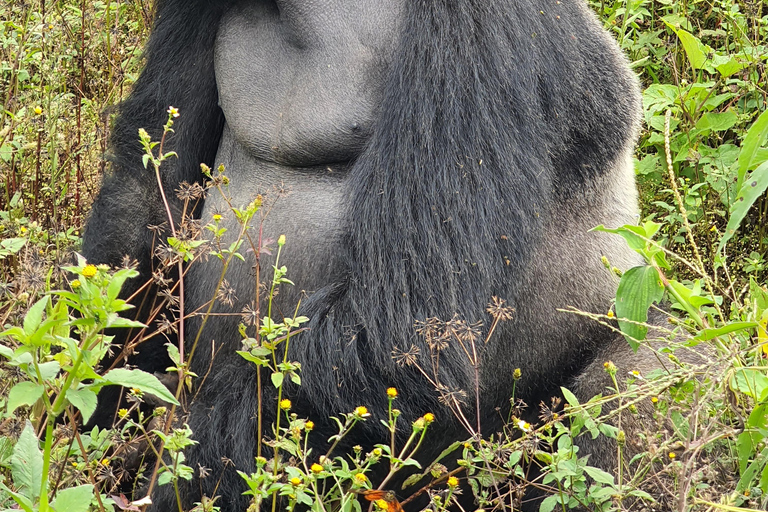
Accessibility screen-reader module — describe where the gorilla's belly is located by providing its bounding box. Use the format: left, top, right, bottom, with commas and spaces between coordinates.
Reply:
186, 125, 347, 323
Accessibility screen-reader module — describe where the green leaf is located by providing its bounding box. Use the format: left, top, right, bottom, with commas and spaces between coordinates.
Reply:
560, 387, 580, 407
11, 422, 43, 500
51, 484, 94, 512
67, 388, 98, 423
719, 161, 768, 252
23, 296, 49, 337
102, 368, 179, 405
583, 466, 615, 485
731, 368, 768, 402
37, 361, 61, 381
615, 266, 664, 350
695, 111, 737, 133
739, 109, 768, 187
695, 321, 758, 341
7, 382, 44, 415
539, 494, 560, 512
271, 372, 284, 389
664, 23, 710, 70
0, 343, 14, 359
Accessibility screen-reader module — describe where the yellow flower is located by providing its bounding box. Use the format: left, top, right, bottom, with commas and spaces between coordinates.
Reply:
279, 399, 292, 411
82, 264, 98, 278
354, 406, 369, 418
167, 106, 179, 118
305, 420, 315, 431
375, 499, 389, 511
517, 420, 531, 433
606, 310, 615, 318
651, 396, 659, 403
290, 477, 301, 486
668, 452, 676, 459
130, 387, 142, 396
311, 463, 323, 474
423, 412, 435, 423
372, 448, 382, 457
513, 368, 522, 380
71, 279, 81, 289
212, 214, 222, 222
386, 387, 398, 398
118, 408, 128, 418
278, 234, 286, 246
354, 473, 367, 483
101, 458, 110, 466
447, 476, 459, 488
34, 106, 42, 115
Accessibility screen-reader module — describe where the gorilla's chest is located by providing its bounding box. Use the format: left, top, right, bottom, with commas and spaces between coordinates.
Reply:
214, 1, 403, 167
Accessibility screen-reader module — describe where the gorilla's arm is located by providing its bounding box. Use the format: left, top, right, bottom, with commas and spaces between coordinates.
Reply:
82, 0, 231, 287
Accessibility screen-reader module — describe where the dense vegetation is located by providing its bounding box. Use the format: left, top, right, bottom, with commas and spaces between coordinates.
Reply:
0, 1, 767, 511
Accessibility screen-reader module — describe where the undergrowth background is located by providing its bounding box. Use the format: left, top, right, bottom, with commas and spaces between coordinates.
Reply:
0, 0, 767, 511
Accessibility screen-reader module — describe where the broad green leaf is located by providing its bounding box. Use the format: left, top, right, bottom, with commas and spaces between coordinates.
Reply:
7, 382, 44, 415
615, 266, 664, 350
694, 322, 758, 341
664, 23, 710, 70
712, 54, 749, 78
37, 361, 61, 381
22, 296, 49, 337
560, 387, 580, 407
67, 388, 98, 423
719, 161, 768, 252
731, 368, 768, 402
106, 268, 139, 303
583, 466, 615, 485
271, 372, 284, 389
539, 494, 560, 512
11, 422, 43, 500
738, 109, 768, 187
102, 368, 179, 405
0, 237, 26, 257
695, 111, 737, 133
51, 484, 94, 512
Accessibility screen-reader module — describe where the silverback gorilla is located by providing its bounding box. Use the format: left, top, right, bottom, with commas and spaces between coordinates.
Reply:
83, 0, 644, 510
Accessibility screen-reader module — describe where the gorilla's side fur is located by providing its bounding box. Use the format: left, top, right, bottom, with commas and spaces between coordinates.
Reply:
84, 1, 643, 510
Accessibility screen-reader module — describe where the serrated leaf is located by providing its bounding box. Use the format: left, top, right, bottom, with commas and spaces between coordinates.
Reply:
51, 484, 94, 512
615, 266, 664, 350
7, 382, 44, 415
102, 368, 179, 405
67, 388, 98, 423
11, 422, 43, 500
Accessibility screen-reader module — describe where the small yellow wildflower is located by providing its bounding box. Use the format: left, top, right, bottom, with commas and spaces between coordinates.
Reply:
423, 412, 435, 423
130, 387, 142, 395
447, 476, 459, 488
255, 456, 267, 466
375, 499, 389, 511
606, 310, 614, 319
71, 279, 81, 289
212, 213, 222, 222
651, 396, 659, 403
71, 462, 78, 467
82, 264, 98, 278
305, 420, 315, 431
517, 420, 531, 433
603, 361, 617, 375
34, 106, 42, 115
372, 448, 382, 457
631, 370, 640, 377
311, 463, 323, 474
354, 406, 369, 417
290, 477, 302, 486
280, 399, 292, 411
19, 226, 27, 234
386, 387, 398, 398
101, 458, 110, 466
354, 473, 367, 483
668, 452, 676, 459
513, 368, 522, 380
278, 234, 286, 246
167, 106, 180, 118
118, 408, 129, 418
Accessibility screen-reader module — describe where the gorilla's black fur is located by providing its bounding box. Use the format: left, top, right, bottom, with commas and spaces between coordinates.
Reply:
84, 1, 643, 510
